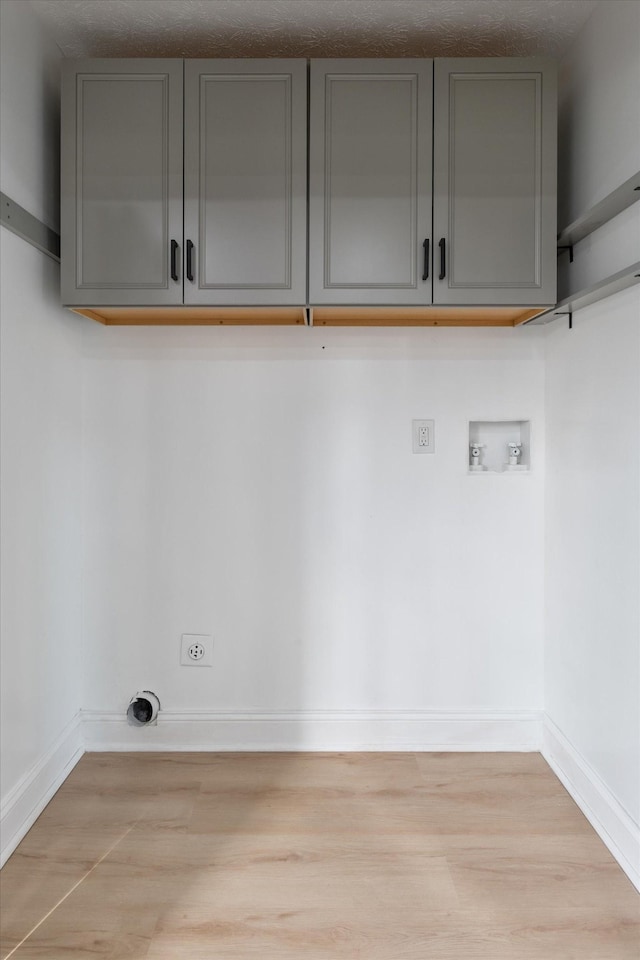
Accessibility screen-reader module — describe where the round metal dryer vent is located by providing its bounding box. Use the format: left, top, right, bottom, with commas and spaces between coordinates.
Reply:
127, 691, 161, 726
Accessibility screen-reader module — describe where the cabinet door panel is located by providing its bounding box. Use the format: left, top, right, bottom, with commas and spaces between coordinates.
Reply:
184, 60, 306, 305
310, 60, 432, 305
61, 60, 183, 306
433, 59, 556, 305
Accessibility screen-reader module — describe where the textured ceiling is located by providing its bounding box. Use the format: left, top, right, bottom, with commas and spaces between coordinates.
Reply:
29, 0, 598, 59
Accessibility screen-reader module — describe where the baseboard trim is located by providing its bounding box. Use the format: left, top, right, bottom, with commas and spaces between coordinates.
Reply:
543, 716, 640, 892
82, 708, 542, 752
0, 712, 84, 867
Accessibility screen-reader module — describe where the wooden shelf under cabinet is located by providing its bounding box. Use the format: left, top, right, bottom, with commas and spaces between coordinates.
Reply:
309, 306, 548, 327
71, 306, 308, 326
71, 304, 549, 327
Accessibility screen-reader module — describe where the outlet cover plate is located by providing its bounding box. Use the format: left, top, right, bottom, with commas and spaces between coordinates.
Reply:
412, 419, 435, 454
180, 634, 213, 667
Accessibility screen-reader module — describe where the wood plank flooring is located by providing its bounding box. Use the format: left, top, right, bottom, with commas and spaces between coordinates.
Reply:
1, 752, 638, 959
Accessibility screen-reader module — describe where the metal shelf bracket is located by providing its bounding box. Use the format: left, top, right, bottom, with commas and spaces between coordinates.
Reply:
0, 191, 60, 262
557, 244, 574, 263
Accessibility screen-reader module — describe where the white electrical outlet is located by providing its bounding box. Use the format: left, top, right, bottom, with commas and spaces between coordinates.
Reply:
180, 634, 213, 667
412, 419, 435, 454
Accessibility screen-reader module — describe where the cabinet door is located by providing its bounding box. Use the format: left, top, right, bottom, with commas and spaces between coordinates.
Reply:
61, 60, 183, 306
184, 60, 307, 306
433, 59, 556, 306
309, 60, 433, 305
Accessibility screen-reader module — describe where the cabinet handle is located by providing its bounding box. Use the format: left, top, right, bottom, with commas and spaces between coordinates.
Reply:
439, 238, 446, 280
422, 239, 429, 281
186, 240, 194, 282
170, 240, 179, 282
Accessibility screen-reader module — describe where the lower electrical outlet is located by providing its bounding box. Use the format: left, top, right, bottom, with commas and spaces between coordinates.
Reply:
412, 419, 435, 454
180, 634, 213, 667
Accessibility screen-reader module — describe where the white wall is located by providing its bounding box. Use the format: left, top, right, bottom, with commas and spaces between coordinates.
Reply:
81, 323, 545, 746
0, 0, 84, 863
0, 0, 61, 231
557, 0, 640, 300
558, 0, 640, 226
545, 289, 640, 809
545, 0, 640, 887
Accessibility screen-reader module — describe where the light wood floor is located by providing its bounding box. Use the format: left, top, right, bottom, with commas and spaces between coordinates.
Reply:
1, 752, 638, 959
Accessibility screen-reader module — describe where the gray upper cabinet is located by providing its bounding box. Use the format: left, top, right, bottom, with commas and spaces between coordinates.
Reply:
433, 58, 557, 306
62, 58, 306, 309
184, 60, 307, 305
62, 57, 557, 318
61, 59, 183, 306
309, 60, 433, 305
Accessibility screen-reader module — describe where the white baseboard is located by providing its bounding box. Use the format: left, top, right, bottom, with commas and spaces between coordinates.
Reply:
82, 708, 542, 752
0, 712, 84, 867
543, 716, 640, 892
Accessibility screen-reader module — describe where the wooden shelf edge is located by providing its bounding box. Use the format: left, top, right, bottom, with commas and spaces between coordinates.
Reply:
557, 172, 640, 248
69, 304, 552, 328
70, 306, 308, 326
307, 306, 548, 327
524, 262, 640, 325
